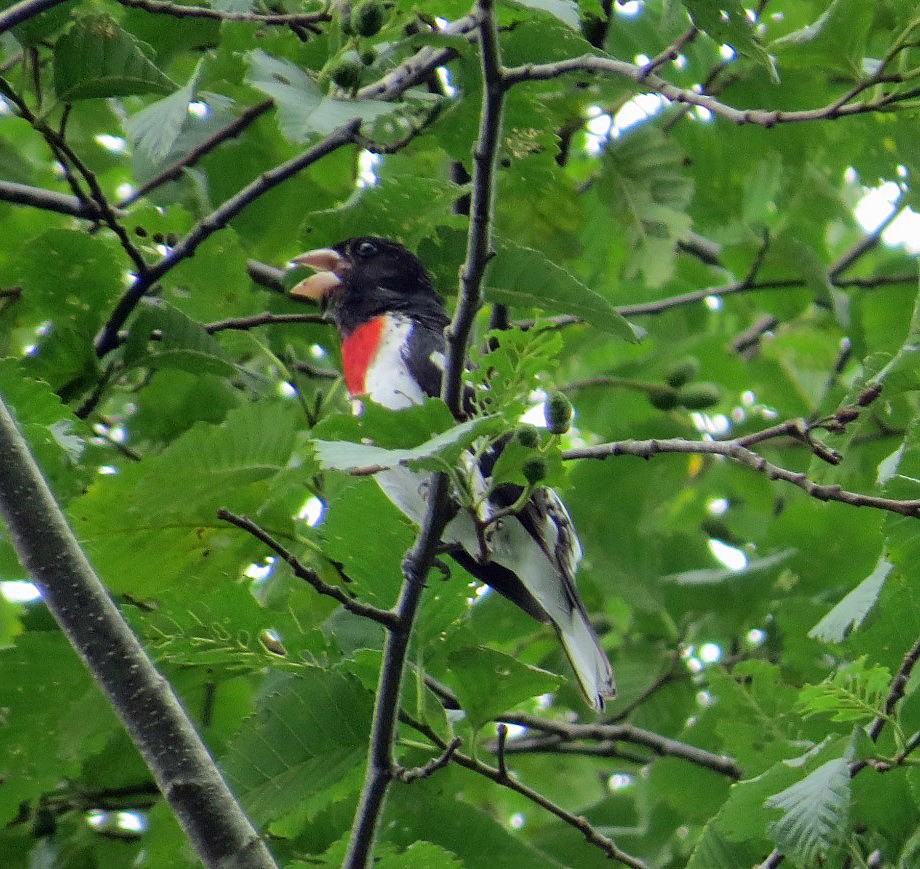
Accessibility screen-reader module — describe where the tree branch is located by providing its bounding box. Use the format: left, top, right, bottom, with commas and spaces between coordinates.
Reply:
94, 121, 360, 358
217, 509, 399, 630
562, 434, 920, 518
442, 0, 504, 416
502, 55, 920, 126
0, 396, 277, 868
0, 180, 122, 220
344, 472, 454, 868
347, 4, 505, 861
499, 713, 742, 779
403, 715, 647, 868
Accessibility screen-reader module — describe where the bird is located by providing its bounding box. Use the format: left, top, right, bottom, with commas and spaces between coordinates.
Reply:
290, 236, 615, 709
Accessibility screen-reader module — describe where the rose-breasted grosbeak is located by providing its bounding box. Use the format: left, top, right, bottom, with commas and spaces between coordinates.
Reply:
291, 237, 615, 709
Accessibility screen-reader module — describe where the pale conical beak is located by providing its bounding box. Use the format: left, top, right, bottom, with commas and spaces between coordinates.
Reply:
289, 248, 348, 301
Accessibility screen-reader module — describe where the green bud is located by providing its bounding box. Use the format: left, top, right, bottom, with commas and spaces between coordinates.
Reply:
352, 0, 384, 37
677, 382, 722, 409
522, 456, 547, 485
515, 424, 541, 449
648, 386, 678, 410
359, 46, 377, 66
544, 391, 572, 435
329, 59, 362, 90
664, 356, 700, 388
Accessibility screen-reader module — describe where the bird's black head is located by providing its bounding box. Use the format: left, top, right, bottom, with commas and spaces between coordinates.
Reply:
291, 236, 448, 335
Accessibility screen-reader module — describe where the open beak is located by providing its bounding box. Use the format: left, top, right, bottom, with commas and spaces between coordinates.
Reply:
289, 248, 349, 301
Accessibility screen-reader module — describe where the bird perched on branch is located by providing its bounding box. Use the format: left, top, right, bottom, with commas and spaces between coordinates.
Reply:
290, 236, 615, 709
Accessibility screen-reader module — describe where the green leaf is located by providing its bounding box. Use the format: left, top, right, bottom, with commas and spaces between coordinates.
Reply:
313, 414, 498, 472
123, 60, 203, 162
53, 16, 176, 101
769, 0, 874, 77
596, 126, 694, 289
302, 176, 466, 252
682, 0, 778, 79
313, 399, 456, 448
809, 556, 892, 643
764, 739, 855, 864
0, 634, 112, 823
485, 238, 639, 340
222, 668, 374, 836
796, 657, 891, 724
504, 0, 580, 29
442, 646, 563, 729
245, 50, 394, 141
69, 401, 301, 595
122, 298, 238, 378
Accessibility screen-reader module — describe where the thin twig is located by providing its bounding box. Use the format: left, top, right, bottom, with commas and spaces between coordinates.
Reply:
393, 737, 462, 782
217, 509, 399, 630
828, 201, 905, 280
346, 5, 505, 863
344, 473, 453, 868
637, 25, 699, 80
357, 14, 482, 102
203, 311, 328, 333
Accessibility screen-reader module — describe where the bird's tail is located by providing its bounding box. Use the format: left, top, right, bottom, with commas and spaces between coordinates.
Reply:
557, 607, 616, 711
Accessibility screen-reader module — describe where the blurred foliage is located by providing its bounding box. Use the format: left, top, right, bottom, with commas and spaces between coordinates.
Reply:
0, 0, 919, 866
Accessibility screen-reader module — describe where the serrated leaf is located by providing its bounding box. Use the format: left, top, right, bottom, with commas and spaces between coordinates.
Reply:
485, 238, 638, 340
245, 50, 394, 141
124, 60, 203, 162
313, 414, 497, 472
683, 0, 777, 80
796, 657, 890, 723
222, 668, 374, 836
301, 176, 466, 251
597, 126, 694, 288
764, 741, 854, 864
53, 16, 176, 101
442, 646, 563, 729
0, 634, 107, 823
809, 556, 892, 642
122, 298, 238, 378
69, 402, 301, 595
313, 399, 457, 449
504, 0, 579, 28
769, 0, 874, 77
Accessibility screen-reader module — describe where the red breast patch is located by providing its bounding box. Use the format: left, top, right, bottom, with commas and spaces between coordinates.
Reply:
341, 317, 386, 396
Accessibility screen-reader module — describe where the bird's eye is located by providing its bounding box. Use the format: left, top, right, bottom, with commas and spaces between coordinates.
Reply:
355, 240, 378, 258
